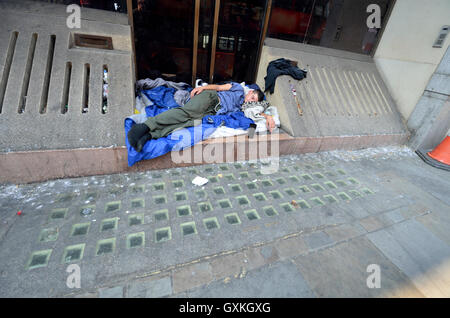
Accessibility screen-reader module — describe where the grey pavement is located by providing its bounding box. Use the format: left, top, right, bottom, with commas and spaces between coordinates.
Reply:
0, 146, 449, 298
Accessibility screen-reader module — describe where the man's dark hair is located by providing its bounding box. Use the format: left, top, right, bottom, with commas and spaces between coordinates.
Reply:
254, 89, 265, 102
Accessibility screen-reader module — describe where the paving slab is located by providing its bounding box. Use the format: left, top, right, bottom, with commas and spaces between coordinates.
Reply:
186, 261, 315, 298
324, 222, 366, 242
367, 219, 450, 297
303, 231, 334, 251
293, 237, 425, 297
127, 276, 172, 298
99, 286, 124, 298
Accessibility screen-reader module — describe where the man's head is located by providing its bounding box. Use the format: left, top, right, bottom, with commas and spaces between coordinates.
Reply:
244, 89, 264, 103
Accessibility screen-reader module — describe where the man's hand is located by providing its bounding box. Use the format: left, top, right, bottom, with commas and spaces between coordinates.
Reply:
265, 115, 276, 133
190, 83, 232, 98
190, 86, 204, 98
260, 113, 275, 133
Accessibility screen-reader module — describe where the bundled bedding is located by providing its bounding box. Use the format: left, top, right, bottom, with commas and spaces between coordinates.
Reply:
125, 79, 279, 166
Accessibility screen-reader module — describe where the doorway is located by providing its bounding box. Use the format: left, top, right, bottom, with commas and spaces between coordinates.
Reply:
131, 0, 267, 85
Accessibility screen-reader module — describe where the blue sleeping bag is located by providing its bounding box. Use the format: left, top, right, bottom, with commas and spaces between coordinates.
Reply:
125, 86, 254, 166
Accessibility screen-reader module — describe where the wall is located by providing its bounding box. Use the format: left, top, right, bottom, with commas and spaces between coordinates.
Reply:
407, 46, 450, 150
373, 0, 450, 121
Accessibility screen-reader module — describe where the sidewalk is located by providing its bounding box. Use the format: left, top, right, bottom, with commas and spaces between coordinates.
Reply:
0, 146, 449, 297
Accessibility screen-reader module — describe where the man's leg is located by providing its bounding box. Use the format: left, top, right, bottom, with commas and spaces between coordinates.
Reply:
144, 90, 219, 139
128, 90, 219, 152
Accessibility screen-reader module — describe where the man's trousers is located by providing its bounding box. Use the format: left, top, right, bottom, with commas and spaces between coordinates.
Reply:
144, 90, 220, 139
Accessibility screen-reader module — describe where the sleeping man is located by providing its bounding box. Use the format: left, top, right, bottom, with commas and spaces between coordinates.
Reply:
128, 82, 276, 152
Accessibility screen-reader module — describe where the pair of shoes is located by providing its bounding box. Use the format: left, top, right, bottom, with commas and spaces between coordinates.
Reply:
127, 123, 152, 153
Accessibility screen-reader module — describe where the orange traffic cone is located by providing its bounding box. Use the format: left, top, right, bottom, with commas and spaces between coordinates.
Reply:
416, 135, 450, 171
427, 136, 450, 165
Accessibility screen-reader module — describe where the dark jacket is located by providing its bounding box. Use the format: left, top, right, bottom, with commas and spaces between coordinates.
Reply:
264, 58, 307, 94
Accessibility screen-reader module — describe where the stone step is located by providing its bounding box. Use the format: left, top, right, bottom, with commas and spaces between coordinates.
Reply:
256, 39, 409, 137
0, 131, 409, 184
0, 1, 134, 152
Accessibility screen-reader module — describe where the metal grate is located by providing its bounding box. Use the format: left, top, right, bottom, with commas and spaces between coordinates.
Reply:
74, 33, 113, 50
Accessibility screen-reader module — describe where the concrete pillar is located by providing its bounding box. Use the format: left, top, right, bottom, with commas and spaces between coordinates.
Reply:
407, 46, 450, 150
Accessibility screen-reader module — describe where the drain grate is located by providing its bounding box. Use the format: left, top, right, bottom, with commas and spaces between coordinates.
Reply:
230, 184, 242, 192
128, 213, 144, 226
298, 200, 311, 209
155, 227, 172, 243
225, 213, 241, 225
130, 185, 145, 194
253, 193, 267, 202
0, 31, 18, 114
49, 208, 68, 221
100, 218, 118, 231
263, 206, 279, 217
131, 198, 145, 209
71, 222, 91, 236
176, 205, 192, 217
240, 172, 249, 178
62, 244, 85, 264
236, 196, 250, 206
218, 199, 232, 209
361, 188, 374, 195
284, 188, 297, 196
244, 209, 261, 220
26, 249, 52, 270
39, 34, 56, 114
280, 203, 294, 212
198, 201, 213, 213
213, 186, 225, 195
96, 238, 116, 256
299, 185, 312, 193
203, 217, 220, 230
310, 197, 325, 206
172, 180, 184, 188
337, 192, 352, 201
105, 201, 121, 213
181, 222, 197, 236
38, 227, 59, 242
154, 209, 169, 221
61, 61, 71, 114
18, 33, 38, 114
127, 232, 145, 248
154, 195, 167, 205
324, 181, 338, 189
74, 33, 113, 50
174, 192, 188, 201
269, 190, 283, 200
152, 183, 165, 191
323, 194, 338, 204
